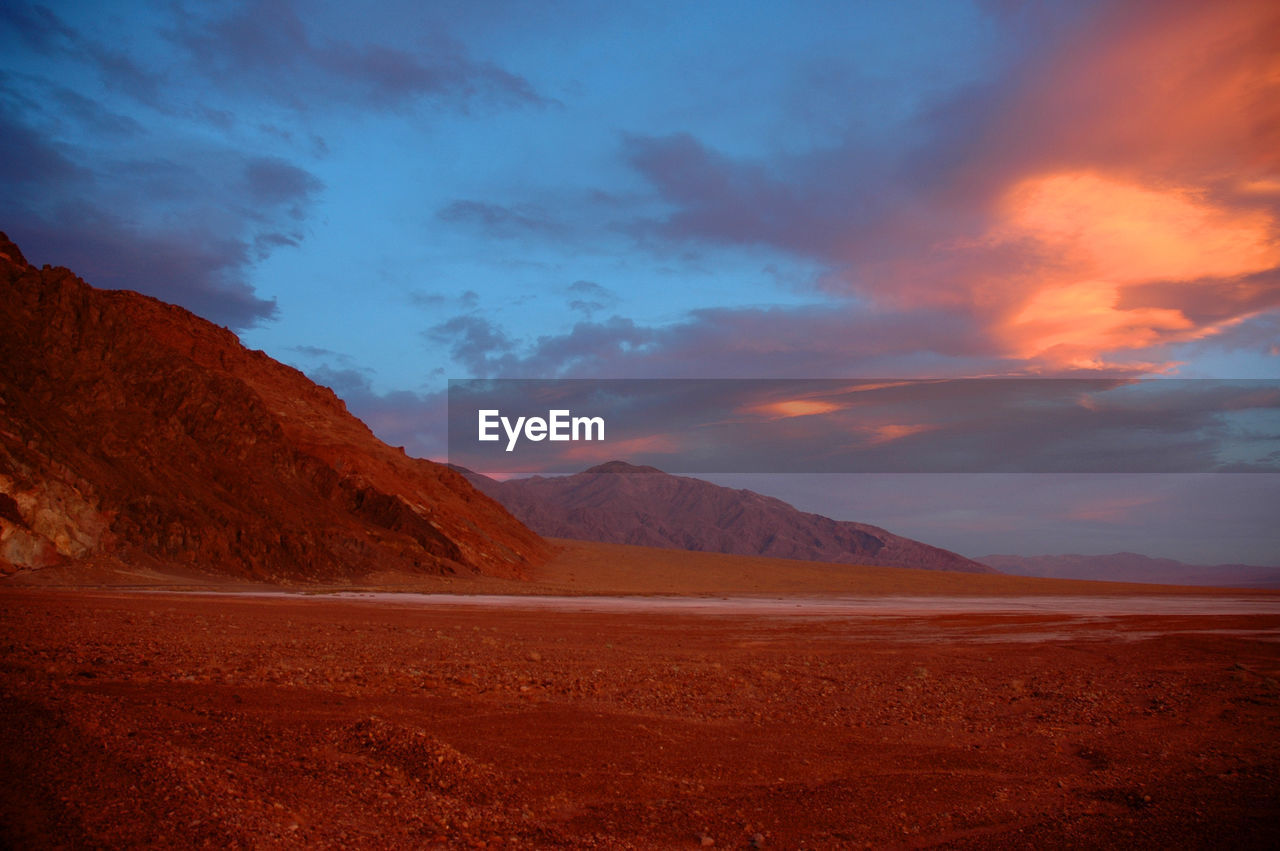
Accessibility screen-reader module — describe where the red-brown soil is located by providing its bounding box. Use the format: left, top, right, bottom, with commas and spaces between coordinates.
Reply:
3, 574, 1277, 848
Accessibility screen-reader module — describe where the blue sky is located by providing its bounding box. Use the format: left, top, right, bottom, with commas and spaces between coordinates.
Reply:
3, 0, 1278, 562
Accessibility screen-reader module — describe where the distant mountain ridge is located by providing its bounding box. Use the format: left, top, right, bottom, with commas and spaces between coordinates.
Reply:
981, 552, 1280, 589
0, 232, 547, 581
461, 461, 995, 574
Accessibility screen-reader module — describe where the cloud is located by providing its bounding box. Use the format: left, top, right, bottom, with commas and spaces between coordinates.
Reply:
614, 0, 1280, 375
292, 344, 346, 360
174, 0, 547, 112
2, 0, 548, 332
7, 207, 279, 329
0, 2, 75, 53
411, 290, 481, 311
1, 72, 145, 137
566, 280, 617, 317
0, 112, 318, 328
0, 5, 337, 329
243, 156, 322, 211
0, 102, 84, 187
517, 306, 997, 379
427, 315, 519, 375
523, 317, 661, 377
0, 2, 164, 104
5, 0, 539, 123
745, 399, 843, 419
622, 132, 839, 257
0, 101, 319, 328
986, 172, 1280, 367
437, 200, 563, 238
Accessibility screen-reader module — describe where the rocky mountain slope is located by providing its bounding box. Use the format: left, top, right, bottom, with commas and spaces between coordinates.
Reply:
0, 232, 547, 581
462, 461, 994, 573
981, 552, 1280, 589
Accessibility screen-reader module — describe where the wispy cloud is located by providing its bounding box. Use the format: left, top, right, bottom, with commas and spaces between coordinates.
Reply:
173, 0, 549, 113
566, 280, 618, 318
437, 200, 564, 239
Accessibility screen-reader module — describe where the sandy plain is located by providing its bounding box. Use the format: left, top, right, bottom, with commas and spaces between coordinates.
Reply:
2, 539, 1279, 848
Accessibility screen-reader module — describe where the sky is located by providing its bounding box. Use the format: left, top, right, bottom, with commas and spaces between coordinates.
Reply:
3, 0, 1278, 563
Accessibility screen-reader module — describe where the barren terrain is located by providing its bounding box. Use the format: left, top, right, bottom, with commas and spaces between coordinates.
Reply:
13, 538, 1271, 598
3, 540, 1279, 848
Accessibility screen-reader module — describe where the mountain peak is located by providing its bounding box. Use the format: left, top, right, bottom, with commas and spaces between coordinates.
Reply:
479, 460, 993, 573
0, 231, 28, 268
582, 460, 666, 475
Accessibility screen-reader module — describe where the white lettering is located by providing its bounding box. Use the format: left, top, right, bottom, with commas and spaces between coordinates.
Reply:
572, 415, 604, 441
549, 409, 570, 441
482, 410, 606, 451
478, 410, 500, 441
502, 415, 526, 452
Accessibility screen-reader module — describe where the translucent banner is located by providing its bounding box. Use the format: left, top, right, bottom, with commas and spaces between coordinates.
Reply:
447, 378, 1280, 475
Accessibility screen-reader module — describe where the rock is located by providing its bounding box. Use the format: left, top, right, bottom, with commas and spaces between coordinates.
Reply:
0, 232, 548, 581
462, 461, 993, 573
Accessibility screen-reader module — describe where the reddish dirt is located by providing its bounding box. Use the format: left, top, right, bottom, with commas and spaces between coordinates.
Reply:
3, 588, 1278, 849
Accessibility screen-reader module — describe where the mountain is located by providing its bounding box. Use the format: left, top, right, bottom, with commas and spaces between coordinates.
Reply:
0, 232, 547, 581
460, 460, 994, 573
980, 552, 1280, 589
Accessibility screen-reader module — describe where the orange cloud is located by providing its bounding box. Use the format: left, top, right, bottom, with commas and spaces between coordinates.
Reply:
983, 0, 1280, 370
865, 423, 935, 445
1033, 0, 1280, 182
994, 172, 1280, 367
831, 422, 938, 452
741, 383, 942, 421
1004, 173, 1279, 283
833, 2, 1280, 374
746, 399, 844, 419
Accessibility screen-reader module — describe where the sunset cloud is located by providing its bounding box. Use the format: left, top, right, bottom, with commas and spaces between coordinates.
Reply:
863, 423, 937, 446
991, 172, 1280, 367
745, 399, 844, 419
609, 0, 1280, 377
941, 0, 1280, 370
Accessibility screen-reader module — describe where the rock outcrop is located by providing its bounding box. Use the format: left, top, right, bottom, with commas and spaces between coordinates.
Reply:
0, 232, 547, 581
462, 461, 994, 573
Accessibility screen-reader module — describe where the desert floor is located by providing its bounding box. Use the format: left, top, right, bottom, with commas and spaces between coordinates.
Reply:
3, 542, 1279, 849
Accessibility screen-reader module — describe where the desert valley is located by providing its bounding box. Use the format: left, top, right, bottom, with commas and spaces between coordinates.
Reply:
3, 233, 1279, 849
